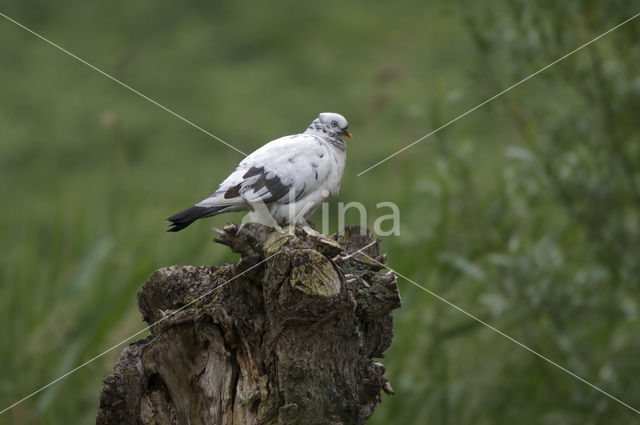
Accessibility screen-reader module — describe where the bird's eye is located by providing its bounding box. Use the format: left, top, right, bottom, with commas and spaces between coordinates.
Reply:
332, 121, 338, 127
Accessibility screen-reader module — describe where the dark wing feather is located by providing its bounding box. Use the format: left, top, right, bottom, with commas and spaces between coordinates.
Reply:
228, 166, 293, 203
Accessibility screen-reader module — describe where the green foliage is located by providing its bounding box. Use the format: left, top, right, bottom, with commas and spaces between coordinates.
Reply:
1, 1, 639, 424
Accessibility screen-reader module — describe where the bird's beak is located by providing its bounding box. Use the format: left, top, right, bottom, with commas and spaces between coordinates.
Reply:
342, 129, 353, 139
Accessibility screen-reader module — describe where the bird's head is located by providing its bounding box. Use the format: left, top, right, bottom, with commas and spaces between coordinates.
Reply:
306, 112, 352, 140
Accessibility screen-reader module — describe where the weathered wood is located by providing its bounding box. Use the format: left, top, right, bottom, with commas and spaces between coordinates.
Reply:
96, 224, 401, 425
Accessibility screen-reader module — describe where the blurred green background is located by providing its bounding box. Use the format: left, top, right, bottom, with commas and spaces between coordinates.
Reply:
2, 0, 640, 423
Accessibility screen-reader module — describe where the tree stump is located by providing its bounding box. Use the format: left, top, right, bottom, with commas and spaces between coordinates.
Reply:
96, 224, 401, 425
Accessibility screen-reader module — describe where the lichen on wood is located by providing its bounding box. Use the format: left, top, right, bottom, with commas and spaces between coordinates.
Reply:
96, 224, 401, 425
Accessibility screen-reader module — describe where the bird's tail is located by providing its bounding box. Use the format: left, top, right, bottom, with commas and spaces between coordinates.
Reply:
166, 205, 226, 232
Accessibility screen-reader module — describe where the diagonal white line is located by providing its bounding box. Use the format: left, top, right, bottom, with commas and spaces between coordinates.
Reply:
0, 250, 282, 415
0, 12, 250, 159
357, 254, 640, 415
357, 10, 640, 177
0, 11, 297, 182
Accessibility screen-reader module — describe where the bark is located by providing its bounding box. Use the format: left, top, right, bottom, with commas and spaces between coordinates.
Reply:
96, 224, 401, 425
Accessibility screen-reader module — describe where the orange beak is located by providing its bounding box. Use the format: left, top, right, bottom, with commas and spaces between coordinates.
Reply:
344, 130, 353, 139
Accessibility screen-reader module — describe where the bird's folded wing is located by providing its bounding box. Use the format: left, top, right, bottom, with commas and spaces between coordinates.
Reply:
196, 135, 332, 208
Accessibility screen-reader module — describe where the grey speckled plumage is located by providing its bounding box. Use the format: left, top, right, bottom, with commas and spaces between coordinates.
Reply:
167, 112, 352, 232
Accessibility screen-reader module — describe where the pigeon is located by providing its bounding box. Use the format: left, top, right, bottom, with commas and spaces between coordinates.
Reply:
167, 112, 352, 232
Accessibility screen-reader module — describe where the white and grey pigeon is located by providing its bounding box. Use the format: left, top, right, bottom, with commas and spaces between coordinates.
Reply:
167, 112, 352, 232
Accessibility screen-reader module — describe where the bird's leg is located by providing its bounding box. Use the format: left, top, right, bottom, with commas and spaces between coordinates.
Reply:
280, 224, 296, 235
247, 202, 283, 232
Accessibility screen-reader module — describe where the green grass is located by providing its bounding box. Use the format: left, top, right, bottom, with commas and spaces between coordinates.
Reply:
2, 1, 640, 424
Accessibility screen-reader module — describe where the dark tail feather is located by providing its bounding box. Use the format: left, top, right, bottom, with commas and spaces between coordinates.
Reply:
166, 205, 224, 232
